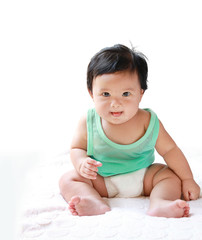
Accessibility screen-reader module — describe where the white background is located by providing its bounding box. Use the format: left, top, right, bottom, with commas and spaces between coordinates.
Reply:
0, 0, 202, 239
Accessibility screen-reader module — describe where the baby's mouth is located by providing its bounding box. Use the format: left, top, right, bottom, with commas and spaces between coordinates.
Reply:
111, 112, 123, 117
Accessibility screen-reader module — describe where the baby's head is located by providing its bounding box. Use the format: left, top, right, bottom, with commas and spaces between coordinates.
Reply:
87, 44, 148, 93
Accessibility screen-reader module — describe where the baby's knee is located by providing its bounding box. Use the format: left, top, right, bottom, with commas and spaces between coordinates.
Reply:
59, 170, 92, 194
59, 170, 76, 193
159, 166, 181, 184
152, 165, 181, 187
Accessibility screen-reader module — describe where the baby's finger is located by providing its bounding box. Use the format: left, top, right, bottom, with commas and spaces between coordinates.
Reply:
83, 167, 97, 179
95, 161, 102, 167
189, 191, 200, 200
82, 172, 97, 180
86, 163, 98, 172
87, 158, 102, 167
183, 190, 190, 201
85, 173, 97, 180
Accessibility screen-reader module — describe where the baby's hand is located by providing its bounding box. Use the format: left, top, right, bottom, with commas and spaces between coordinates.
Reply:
182, 178, 201, 201
79, 157, 102, 180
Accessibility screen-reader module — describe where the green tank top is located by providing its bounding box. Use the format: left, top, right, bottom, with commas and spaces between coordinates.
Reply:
87, 108, 159, 177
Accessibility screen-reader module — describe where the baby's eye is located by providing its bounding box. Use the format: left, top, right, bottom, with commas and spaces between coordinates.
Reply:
102, 92, 110, 97
122, 92, 131, 97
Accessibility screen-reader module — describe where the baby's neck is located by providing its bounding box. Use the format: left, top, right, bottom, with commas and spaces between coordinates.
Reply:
101, 110, 147, 145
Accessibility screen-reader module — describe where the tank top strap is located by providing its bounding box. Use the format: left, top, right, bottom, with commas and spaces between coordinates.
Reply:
87, 108, 94, 156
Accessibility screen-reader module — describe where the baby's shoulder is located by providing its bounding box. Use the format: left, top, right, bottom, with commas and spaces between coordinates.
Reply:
139, 109, 151, 130
72, 113, 88, 137
71, 113, 88, 149
78, 113, 88, 129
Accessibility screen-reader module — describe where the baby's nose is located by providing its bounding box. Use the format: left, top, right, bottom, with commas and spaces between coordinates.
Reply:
111, 98, 121, 108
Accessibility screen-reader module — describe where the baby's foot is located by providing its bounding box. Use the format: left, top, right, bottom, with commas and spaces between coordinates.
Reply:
147, 199, 190, 218
68, 196, 110, 216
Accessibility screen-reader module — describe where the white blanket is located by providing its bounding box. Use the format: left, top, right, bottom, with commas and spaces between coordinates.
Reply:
19, 150, 202, 240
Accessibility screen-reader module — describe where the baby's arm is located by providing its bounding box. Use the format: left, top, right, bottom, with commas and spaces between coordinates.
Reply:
70, 114, 102, 180
155, 120, 200, 201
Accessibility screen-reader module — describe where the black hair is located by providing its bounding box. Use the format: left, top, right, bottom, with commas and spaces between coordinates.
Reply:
87, 44, 148, 92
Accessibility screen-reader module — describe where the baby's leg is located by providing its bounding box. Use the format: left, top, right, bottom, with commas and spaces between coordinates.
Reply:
59, 170, 110, 216
144, 164, 190, 218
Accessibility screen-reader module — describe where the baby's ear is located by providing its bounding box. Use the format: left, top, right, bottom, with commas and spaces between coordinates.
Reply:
88, 89, 93, 99
140, 89, 144, 100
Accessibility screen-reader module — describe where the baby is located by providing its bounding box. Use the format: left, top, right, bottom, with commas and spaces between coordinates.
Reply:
59, 44, 200, 217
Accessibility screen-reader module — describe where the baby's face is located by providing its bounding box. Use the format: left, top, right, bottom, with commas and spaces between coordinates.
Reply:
90, 71, 144, 125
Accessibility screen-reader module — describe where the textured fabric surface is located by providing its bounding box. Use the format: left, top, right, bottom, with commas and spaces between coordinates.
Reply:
18, 151, 202, 240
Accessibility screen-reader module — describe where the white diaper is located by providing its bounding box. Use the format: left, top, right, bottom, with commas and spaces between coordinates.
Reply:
104, 168, 147, 198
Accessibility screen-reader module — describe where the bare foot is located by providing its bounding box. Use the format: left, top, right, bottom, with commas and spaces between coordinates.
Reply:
147, 199, 190, 218
68, 196, 111, 216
